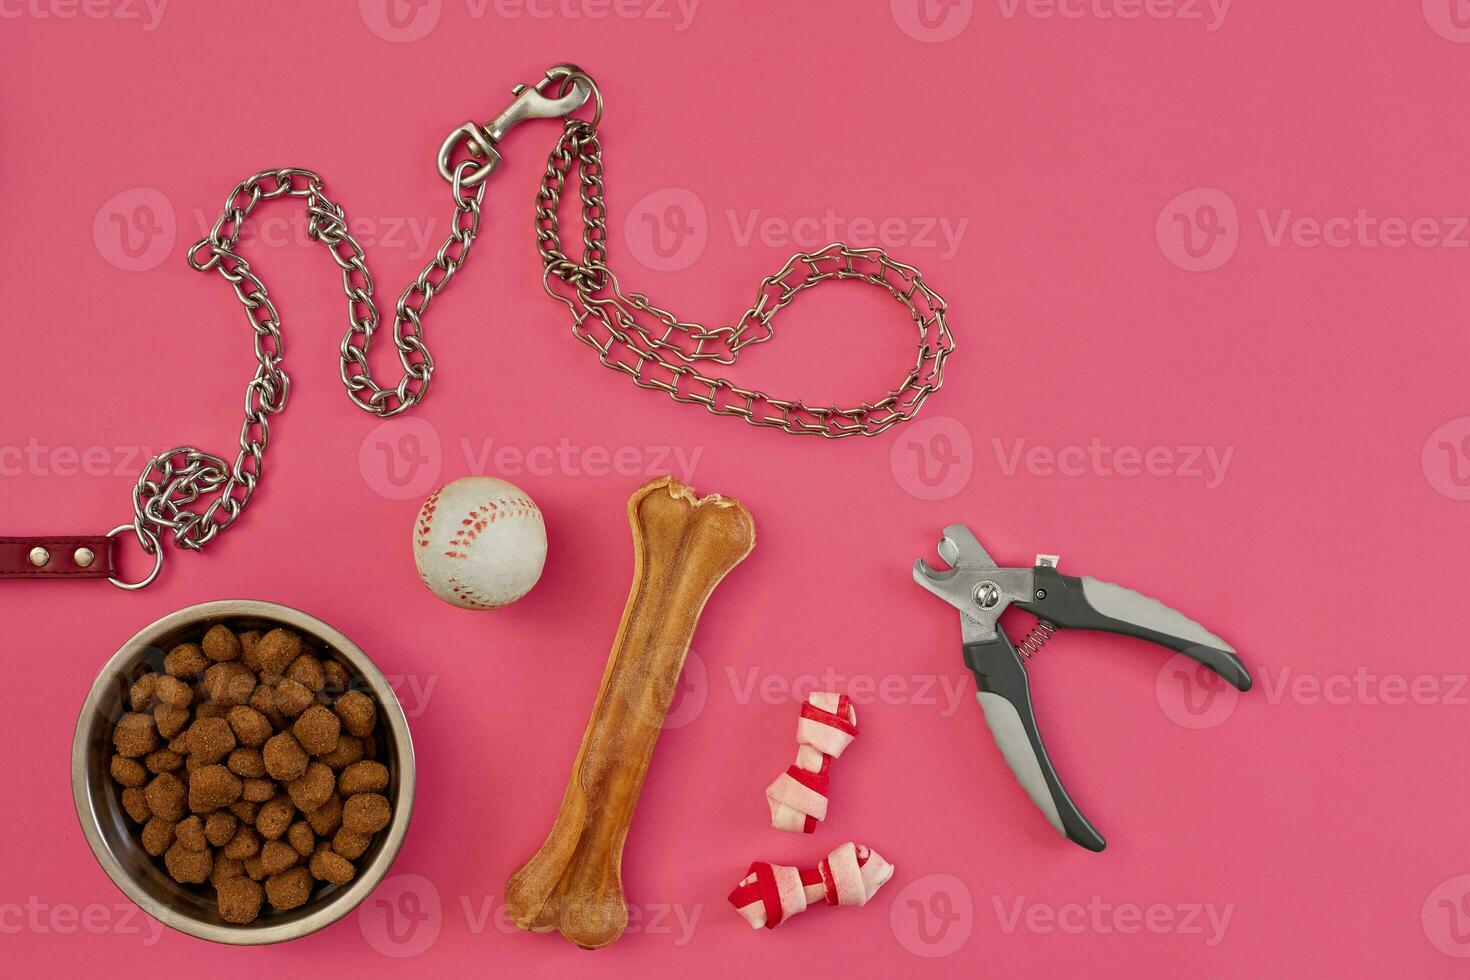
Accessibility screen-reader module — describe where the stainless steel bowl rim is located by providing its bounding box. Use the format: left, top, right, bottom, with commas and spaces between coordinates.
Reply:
71, 599, 417, 946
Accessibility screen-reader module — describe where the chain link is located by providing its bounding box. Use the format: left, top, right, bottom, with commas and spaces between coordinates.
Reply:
129, 163, 485, 560
537, 116, 955, 438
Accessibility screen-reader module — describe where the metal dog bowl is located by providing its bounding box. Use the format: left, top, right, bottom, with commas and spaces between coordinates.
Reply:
72, 600, 416, 945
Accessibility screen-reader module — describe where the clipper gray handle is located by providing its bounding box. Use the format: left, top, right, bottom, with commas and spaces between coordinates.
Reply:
963, 635, 1107, 852
1018, 567, 1252, 691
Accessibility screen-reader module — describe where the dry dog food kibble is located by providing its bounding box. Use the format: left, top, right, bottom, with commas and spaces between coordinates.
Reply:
106, 622, 392, 926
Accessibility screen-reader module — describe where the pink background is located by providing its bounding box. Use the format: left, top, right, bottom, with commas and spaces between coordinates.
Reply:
3, 0, 1468, 974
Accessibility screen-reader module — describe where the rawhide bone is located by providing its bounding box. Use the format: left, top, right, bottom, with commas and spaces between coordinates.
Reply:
728, 842, 895, 930
766, 692, 858, 833
505, 475, 756, 949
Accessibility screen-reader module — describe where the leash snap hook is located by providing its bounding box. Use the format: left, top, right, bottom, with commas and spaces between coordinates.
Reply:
438, 63, 594, 187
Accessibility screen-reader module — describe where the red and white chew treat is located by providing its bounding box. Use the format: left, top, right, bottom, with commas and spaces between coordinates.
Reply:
727, 842, 895, 930
766, 692, 859, 833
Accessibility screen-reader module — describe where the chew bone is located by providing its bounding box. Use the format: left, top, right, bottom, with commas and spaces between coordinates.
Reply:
505, 476, 756, 949
728, 842, 895, 930
766, 692, 859, 833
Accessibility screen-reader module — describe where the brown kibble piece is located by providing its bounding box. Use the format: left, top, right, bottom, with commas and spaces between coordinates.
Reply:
163, 841, 212, 884
144, 772, 186, 822
186, 717, 237, 764
110, 755, 147, 787
154, 705, 191, 740
167, 733, 189, 754
153, 674, 193, 709
144, 749, 183, 774
244, 855, 267, 880
227, 748, 266, 778
204, 662, 256, 706
287, 654, 326, 692
333, 690, 377, 738
195, 703, 229, 720
342, 793, 391, 834
239, 630, 264, 671
242, 778, 275, 803
331, 828, 371, 860
113, 712, 158, 758
287, 820, 315, 856
263, 732, 308, 781
229, 800, 259, 824
293, 705, 340, 756
338, 760, 389, 796
205, 811, 238, 847
217, 875, 262, 924
265, 867, 312, 911
318, 734, 364, 770
272, 678, 315, 718
164, 642, 208, 680
175, 815, 207, 851
322, 659, 351, 696
121, 787, 151, 823
141, 816, 175, 856
288, 762, 335, 812
259, 839, 298, 875
257, 795, 296, 840
189, 765, 242, 812
255, 629, 302, 678
310, 847, 356, 885
202, 624, 242, 662
225, 706, 273, 749
211, 855, 245, 888
248, 685, 286, 728
129, 673, 158, 711
223, 825, 261, 860
306, 794, 343, 836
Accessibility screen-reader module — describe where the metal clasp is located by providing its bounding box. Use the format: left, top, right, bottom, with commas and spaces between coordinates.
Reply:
438, 63, 594, 187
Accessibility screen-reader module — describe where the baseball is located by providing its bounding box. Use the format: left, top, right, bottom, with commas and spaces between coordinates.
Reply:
412, 476, 547, 610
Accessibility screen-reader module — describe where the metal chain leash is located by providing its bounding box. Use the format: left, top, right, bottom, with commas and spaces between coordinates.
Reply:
117, 161, 486, 587
535, 78, 955, 439
104, 64, 955, 589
